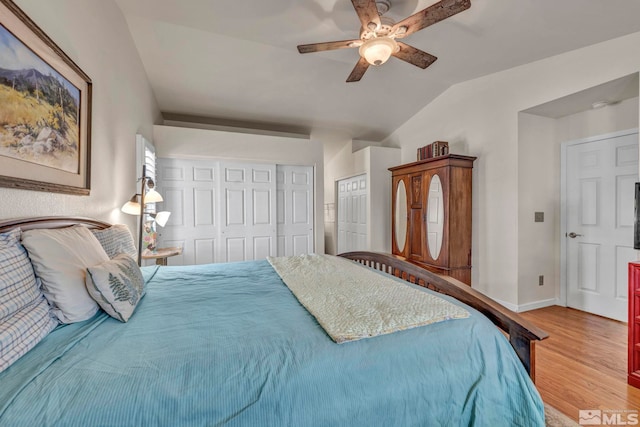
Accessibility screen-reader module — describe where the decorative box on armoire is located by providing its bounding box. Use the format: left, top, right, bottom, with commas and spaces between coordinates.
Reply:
390, 154, 476, 285
629, 262, 640, 388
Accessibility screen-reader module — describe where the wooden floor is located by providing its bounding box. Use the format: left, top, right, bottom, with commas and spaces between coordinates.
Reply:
520, 306, 640, 421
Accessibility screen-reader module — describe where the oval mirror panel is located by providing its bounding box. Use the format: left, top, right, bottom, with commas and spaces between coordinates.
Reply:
394, 180, 408, 253
427, 174, 444, 260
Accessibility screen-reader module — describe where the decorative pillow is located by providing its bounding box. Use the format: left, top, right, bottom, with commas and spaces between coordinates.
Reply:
85, 253, 145, 322
21, 226, 110, 324
0, 228, 57, 373
90, 224, 137, 260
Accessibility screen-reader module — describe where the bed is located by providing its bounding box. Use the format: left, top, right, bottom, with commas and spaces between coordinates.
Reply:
0, 217, 548, 426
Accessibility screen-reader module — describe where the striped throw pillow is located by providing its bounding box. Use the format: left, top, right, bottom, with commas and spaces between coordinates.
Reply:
0, 228, 57, 373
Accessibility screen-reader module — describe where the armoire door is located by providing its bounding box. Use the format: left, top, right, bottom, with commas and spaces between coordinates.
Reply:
423, 166, 449, 268
408, 173, 425, 261
391, 176, 409, 257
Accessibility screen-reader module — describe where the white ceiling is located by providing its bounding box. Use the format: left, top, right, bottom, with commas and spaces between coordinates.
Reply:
524, 73, 639, 119
114, 0, 640, 141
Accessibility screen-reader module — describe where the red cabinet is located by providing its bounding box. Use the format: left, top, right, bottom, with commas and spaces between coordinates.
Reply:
629, 262, 640, 388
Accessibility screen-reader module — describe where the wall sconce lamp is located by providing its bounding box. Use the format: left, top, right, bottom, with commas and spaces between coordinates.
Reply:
121, 165, 170, 265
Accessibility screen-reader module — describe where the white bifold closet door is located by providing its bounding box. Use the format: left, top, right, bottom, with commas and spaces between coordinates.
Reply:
277, 165, 314, 256
220, 163, 277, 263
156, 158, 313, 265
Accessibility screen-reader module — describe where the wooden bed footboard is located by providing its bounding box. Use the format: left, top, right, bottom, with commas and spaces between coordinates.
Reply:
338, 251, 549, 381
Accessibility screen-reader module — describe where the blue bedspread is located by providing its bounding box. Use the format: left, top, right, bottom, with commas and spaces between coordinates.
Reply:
0, 260, 544, 426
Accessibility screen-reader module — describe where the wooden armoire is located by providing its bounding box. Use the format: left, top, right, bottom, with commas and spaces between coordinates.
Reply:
389, 154, 476, 285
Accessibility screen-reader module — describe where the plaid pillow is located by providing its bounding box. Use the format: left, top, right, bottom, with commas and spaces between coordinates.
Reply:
0, 228, 57, 373
91, 224, 137, 260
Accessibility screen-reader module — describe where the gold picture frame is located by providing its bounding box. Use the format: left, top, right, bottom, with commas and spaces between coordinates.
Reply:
0, 0, 92, 195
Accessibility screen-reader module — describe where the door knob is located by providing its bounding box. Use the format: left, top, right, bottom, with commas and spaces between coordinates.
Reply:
567, 232, 583, 238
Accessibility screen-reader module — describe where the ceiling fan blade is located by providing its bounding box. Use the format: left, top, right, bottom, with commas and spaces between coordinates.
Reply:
346, 57, 370, 82
392, 42, 438, 69
392, 0, 471, 38
351, 0, 381, 31
297, 39, 361, 54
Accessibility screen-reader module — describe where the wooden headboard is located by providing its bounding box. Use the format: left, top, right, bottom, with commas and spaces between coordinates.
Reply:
0, 216, 111, 233
338, 251, 549, 381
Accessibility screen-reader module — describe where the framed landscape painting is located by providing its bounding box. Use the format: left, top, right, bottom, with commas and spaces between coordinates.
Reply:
0, 0, 92, 195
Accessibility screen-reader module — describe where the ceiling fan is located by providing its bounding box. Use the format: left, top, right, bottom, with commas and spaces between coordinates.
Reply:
297, 0, 471, 82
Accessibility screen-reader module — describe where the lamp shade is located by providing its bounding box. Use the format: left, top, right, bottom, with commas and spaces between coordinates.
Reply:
154, 211, 171, 227
121, 195, 141, 215
359, 37, 398, 66
144, 188, 163, 203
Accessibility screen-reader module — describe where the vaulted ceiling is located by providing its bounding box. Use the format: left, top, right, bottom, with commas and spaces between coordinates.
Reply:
115, 0, 640, 141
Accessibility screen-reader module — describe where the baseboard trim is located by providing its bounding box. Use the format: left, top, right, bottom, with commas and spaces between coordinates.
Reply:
492, 298, 519, 312
517, 298, 559, 313
492, 297, 559, 313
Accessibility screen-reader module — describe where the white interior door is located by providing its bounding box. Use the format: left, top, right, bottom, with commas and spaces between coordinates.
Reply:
219, 162, 277, 263
337, 174, 367, 254
276, 165, 314, 256
564, 130, 638, 322
156, 158, 217, 265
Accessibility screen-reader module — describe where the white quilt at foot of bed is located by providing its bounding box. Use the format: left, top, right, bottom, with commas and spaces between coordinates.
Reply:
267, 254, 469, 343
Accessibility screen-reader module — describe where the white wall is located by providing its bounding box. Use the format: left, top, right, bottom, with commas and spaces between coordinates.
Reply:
153, 125, 325, 254
517, 113, 560, 309
384, 31, 640, 306
556, 97, 639, 143
516, 97, 639, 311
0, 0, 160, 228
324, 140, 358, 254
360, 146, 400, 253
324, 141, 400, 254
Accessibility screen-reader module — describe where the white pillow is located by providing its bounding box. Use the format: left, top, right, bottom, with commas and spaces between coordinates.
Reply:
86, 253, 145, 322
21, 226, 109, 323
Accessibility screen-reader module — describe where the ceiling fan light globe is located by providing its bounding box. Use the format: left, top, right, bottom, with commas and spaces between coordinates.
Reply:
359, 37, 397, 66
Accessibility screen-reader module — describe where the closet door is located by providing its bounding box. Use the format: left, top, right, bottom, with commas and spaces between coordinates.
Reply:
156, 158, 218, 265
276, 165, 314, 256
219, 162, 277, 262
158, 159, 313, 265
337, 174, 368, 254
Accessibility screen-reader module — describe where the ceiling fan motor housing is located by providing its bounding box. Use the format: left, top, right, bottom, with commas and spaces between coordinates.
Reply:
360, 16, 396, 40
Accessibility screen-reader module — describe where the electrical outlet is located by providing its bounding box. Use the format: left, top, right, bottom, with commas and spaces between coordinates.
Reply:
538, 275, 544, 286
534, 212, 544, 222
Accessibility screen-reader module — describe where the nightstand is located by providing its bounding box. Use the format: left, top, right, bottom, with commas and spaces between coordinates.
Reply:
141, 247, 183, 266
